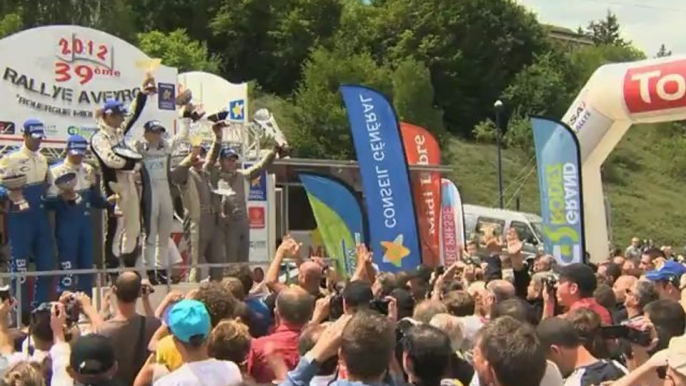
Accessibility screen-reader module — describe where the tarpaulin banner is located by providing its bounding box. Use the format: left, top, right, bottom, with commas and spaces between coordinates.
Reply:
532, 117, 585, 265
440, 178, 465, 266
401, 122, 442, 267
340, 85, 421, 272
299, 173, 367, 277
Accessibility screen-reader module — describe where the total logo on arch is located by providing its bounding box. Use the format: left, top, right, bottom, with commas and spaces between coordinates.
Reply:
624, 59, 686, 113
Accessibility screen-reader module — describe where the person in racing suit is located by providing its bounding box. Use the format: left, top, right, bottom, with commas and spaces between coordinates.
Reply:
46, 135, 111, 294
0, 119, 52, 310
135, 107, 194, 283
90, 74, 155, 270
170, 122, 226, 282
214, 146, 279, 263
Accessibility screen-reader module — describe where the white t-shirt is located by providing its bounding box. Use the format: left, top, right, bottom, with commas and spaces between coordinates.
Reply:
153, 358, 242, 386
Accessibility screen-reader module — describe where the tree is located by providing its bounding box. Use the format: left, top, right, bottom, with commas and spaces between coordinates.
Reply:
501, 51, 571, 118
369, 0, 549, 137
567, 44, 645, 85
391, 58, 445, 136
656, 44, 672, 58
288, 47, 392, 159
137, 29, 221, 73
584, 11, 629, 47
210, 0, 343, 95
0, 13, 22, 38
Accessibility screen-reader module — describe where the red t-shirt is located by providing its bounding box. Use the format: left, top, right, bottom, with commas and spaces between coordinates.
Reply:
569, 297, 613, 325
248, 323, 302, 383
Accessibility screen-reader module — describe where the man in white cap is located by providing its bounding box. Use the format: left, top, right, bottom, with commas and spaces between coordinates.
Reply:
46, 134, 111, 294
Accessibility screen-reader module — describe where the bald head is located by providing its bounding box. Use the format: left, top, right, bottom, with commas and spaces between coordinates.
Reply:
299, 262, 323, 279
114, 270, 141, 303
613, 275, 637, 302
276, 287, 315, 326
486, 279, 516, 302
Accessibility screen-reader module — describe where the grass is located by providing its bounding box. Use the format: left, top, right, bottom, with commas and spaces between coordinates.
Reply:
444, 124, 686, 250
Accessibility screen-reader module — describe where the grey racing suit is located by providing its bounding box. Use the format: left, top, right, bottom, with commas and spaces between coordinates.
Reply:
90, 92, 147, 268
215, 149, 277, 263
135, 118, 190, 271
170, 137, 222, 282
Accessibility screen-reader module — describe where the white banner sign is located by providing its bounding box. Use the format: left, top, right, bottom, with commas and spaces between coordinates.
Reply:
177, 71, 249, 148
0, 25, 178, 148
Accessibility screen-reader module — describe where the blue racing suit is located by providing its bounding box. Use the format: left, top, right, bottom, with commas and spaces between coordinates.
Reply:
0, 145, 52, 309
46, 160, 110, 294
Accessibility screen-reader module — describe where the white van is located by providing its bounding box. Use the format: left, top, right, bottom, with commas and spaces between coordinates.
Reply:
463, 204, 544, 257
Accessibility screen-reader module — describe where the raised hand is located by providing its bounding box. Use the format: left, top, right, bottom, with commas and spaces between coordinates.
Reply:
142, 73, 157, 95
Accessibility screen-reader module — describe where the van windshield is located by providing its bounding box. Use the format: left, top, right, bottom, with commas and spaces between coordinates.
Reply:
531, 222, 544, 241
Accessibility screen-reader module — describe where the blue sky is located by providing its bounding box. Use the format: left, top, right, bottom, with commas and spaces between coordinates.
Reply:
516, 0, 686, 55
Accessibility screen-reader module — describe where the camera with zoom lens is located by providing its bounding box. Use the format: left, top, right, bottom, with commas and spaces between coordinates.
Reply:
542, 276, 558, 293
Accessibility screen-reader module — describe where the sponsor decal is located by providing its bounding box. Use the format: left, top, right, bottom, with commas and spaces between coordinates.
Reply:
249, 206, 265, 229
0, 121, 15, 134
624, 59, 686, 113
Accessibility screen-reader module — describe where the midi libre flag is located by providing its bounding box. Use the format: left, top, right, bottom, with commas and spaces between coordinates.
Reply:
340, 85, 421, 272
531, 117, 586, 265
299, 173, 367, 277
440, 178, 466, 266
400, 122, 442, 267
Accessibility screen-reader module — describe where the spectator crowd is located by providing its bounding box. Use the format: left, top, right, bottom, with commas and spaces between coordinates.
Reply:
0, 232, 683, 386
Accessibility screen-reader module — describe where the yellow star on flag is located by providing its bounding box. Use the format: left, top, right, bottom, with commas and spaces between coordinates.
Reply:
232, 101, 244, 118
381, 234, 410, 267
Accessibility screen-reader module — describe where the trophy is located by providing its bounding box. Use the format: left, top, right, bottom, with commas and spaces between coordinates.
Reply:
176, 85, 193, 107
135, 58, 161, 94
0, 174, 28, 211
0, 158, 28, 211
54, 172, 81, 205
252, 108, 291, 157
253, 108, 288, 147
112, 142, 144, 162
212, 179, 233, 197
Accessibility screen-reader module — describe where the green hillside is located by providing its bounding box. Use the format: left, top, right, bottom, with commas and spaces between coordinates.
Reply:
446, 123, 686, 249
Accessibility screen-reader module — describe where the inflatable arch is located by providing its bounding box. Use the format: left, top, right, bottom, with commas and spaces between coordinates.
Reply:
561, 56, 686, 262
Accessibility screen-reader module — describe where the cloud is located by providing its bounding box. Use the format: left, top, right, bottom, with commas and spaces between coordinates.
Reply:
516, 0, 686, 55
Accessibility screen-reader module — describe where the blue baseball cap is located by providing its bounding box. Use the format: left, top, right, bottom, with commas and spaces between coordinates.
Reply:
220, 147, 239, 159
645, 261, 686, 282
144, 120, 166, 132
66, 135, 88, 155
102, 99, 127, 115
22, 119, 46, 139
167, 300, 211, 343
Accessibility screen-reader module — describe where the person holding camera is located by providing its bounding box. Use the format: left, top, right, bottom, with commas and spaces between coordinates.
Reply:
537, 317, 626, 386
547, 263, 612, 324
100, 270, 159, 385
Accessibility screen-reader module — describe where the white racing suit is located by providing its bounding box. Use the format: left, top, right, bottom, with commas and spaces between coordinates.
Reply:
170, 138, 223, 282
215, 149, 277, 263
135, 119, 189, 275
90, 92, 148, 269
